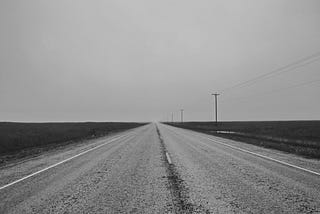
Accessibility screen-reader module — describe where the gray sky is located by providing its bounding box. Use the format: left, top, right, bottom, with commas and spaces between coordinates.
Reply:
1, 0, 320, 122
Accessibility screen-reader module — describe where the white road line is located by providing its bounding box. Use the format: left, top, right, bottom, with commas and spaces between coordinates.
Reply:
166, 126, 320, 177
202, 136, 320, 176
0, 133, 133, 191
166, 152, 172, 164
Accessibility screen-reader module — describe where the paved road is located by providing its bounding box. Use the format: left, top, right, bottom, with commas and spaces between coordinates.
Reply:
0, 123, 320, 213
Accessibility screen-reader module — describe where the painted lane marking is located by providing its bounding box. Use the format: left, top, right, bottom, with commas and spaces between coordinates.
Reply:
202, 135, 320, 176
166, 126, 320, 177
0, 133, 133, 191
166, 152, 172, 164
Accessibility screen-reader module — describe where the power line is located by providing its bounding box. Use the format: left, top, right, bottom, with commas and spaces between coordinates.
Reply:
222, 79, 320, 104
221, 52, 320, 94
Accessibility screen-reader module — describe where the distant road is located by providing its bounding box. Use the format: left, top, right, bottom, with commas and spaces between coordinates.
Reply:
1, 123, 319, 213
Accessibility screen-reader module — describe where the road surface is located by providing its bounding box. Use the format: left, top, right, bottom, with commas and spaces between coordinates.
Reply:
0, 123, 319, 213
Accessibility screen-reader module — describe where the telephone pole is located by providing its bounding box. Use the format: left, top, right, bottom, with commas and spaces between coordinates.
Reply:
171, 112, 174, 123
180, 109, 184, 123
211, 93, 219, 126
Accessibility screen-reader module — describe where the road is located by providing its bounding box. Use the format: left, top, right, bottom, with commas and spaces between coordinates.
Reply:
0, 123, 320, 213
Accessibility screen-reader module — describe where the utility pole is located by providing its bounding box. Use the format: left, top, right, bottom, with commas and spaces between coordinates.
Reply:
180, 109, 184, 123
171, 112, 174, 123
211, 93, 219, 126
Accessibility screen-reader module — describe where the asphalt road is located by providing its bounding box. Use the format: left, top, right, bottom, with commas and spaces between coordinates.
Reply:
0, 123, 320, 213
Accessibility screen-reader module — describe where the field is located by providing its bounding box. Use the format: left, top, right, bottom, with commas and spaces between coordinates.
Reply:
164, 121, 320, 159
0, 122, 146, 161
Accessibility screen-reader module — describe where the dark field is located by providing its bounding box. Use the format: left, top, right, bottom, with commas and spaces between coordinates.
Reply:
0, 122, 146, 157
164, 121, 320, 159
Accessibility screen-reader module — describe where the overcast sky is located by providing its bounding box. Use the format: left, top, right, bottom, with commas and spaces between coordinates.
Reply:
1, 0, 320, 122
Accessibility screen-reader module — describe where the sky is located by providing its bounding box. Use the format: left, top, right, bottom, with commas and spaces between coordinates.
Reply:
0, 0, 320, 122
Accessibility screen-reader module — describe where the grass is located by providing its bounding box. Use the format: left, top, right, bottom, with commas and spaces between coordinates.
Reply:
164, 121, 320, 159
0, 122, 146, 156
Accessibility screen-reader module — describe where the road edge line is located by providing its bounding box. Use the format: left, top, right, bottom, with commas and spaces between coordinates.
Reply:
166, 125, 320, 177
0, 133, 133, 191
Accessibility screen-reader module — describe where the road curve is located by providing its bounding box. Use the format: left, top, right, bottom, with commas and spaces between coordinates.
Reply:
0, 123, 320, 213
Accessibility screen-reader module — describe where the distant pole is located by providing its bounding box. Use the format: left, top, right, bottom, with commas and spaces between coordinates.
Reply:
211, 93, 220, 126
171, 112, 174, 123
180, 109, 184, 123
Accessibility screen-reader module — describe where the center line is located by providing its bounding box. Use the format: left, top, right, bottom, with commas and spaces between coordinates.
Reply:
166, 152, 172, 164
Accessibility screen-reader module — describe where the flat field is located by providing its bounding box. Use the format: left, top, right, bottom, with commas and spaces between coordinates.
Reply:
164, 121, 320, 159
0, 122, 146, 158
